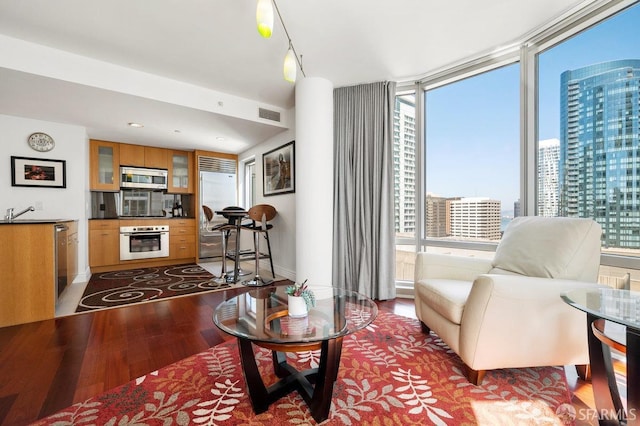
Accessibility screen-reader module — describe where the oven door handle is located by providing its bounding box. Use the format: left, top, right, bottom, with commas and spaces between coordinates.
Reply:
121, 232, 167, 237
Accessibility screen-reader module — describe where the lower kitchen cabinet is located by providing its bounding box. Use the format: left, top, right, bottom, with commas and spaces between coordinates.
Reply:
169, 219, 196, 260
0, 221, 73, 327
89, 220, 120, 268
88, 218, 197, 272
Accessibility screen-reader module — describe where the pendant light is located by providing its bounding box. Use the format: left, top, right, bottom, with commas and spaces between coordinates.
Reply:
257, 0, 306, 83
283, 45, 297, 83
256, 0, 274, 38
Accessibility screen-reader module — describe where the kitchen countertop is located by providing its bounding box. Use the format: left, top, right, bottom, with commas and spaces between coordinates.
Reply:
0, 219, 75, 225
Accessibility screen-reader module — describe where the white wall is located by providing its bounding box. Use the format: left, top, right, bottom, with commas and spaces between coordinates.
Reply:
239, 127, 296, 281
0, 114, 89, 281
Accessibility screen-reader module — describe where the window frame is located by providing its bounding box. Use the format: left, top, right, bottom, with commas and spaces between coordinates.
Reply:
394, 0, 640, 284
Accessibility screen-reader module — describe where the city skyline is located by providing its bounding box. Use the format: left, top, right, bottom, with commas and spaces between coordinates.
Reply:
424, 4, 639, 212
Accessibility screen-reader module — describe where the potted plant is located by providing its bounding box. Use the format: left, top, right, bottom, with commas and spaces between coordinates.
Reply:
286, 279, 315, 317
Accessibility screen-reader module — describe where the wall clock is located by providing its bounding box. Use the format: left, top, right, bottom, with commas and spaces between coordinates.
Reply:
27, 132, 55, 152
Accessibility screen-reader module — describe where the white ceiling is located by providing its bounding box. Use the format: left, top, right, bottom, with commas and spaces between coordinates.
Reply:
0, 0, 588, 153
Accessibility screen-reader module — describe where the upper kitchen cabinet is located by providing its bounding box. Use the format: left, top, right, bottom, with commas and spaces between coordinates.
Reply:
90, 140, 120, 191
167, 150, 193, 194
143, 147, 168, 169
119, 143, 144, 166
120, 144, 168, 169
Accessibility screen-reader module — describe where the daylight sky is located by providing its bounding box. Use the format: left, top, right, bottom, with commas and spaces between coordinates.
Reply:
424, 3, 640, 212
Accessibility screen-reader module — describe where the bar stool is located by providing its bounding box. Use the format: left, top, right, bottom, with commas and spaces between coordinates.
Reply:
241, 204, 276, 286
203, 205, 242, 282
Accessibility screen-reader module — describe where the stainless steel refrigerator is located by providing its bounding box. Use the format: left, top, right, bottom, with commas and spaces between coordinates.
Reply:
199, 170, 237, 258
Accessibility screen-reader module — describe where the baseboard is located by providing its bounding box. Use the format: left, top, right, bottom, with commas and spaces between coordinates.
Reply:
73, 267, 91, 284
264, 260, 295, 281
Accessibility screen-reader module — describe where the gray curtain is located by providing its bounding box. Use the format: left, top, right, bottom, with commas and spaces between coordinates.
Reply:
332, 81, 396, 300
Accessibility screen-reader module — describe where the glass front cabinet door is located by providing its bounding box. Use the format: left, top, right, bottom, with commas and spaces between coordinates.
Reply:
168, 150, 193, 194
90, 140, 120, 191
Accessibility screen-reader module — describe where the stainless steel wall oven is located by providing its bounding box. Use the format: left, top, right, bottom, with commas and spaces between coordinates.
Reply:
119, 225, 169, 260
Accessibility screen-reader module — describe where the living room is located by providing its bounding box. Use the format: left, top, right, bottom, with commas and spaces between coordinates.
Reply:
1, 1, 639, 424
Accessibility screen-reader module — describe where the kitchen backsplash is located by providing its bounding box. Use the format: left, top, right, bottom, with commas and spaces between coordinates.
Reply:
90, 191, 192, 218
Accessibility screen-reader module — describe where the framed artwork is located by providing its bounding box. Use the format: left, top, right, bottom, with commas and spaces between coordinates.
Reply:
263, 141, 295, 196
11, 156, 67, 188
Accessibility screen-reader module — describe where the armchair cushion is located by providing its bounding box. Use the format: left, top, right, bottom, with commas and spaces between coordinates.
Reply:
415, 279, 472, 325
490, 216, 602, 282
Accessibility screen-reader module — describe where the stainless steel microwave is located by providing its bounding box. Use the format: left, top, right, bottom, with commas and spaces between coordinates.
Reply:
120, 166, 168, 190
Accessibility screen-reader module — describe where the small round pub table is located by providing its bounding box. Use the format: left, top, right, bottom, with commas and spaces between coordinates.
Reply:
213, 284, 378, 422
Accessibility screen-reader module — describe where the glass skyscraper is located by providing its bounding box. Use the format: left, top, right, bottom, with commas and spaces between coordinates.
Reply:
559, 60, 640, 248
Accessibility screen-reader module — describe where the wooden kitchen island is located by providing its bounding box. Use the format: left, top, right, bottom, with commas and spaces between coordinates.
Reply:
0, 219, 77, 327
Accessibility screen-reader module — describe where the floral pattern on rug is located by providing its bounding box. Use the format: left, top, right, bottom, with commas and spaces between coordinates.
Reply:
32, 311, 573, 425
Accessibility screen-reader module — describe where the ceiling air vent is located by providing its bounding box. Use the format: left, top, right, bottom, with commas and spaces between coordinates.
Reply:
258, 107, 281, 122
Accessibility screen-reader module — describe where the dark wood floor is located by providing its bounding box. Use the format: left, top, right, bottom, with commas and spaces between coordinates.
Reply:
0, 285, 619, 425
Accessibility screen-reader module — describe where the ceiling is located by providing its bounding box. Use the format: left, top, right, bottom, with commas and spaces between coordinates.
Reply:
0, 0, 589, 153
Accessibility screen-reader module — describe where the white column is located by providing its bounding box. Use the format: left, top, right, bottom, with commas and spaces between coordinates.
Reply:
295, 77, 333, 286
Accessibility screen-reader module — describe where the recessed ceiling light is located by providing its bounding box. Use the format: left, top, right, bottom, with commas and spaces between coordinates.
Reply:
216, 136, 225, 141
128, 122, 144, 128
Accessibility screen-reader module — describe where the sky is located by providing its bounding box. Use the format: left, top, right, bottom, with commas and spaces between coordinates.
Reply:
423, 3, 640, 213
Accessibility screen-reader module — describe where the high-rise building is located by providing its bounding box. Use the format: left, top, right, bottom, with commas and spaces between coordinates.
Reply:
537, 138, 560, 217
449, 197, 501, 240
393, 96, 416, 235
425, 194, 448, 237
560, 60, 640, 248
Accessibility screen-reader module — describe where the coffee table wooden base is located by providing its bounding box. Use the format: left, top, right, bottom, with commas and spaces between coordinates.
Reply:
237, 336, 344, 423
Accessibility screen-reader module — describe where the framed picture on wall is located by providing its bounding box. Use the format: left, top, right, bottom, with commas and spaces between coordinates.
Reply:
263, 141, 295, 196
11, 156, 67, 188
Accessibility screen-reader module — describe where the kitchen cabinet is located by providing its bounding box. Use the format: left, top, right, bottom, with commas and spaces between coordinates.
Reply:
88, 218, 198, 272
89, 220, 120, 268
167, 150, 193, 194
119, 143, 145, 166
144, 147, 168, 169
120, 143, 168, 169
0, 221, 76, 327
169, 218, 196, 260
90, 140, 120, 191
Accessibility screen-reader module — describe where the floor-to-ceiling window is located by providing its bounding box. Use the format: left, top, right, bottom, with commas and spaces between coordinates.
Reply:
394, 0, 640, 290
536, 1, 640, 286
394, 62, 520, 284
424, 64, 520, 243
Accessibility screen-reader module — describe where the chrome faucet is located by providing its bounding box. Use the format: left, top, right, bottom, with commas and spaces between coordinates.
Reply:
5, 206, 35, 221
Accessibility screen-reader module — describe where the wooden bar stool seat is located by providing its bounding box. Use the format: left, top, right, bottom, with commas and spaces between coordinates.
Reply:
241, 204, 276, 286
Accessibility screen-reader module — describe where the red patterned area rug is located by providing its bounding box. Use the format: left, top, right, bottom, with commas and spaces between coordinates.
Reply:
76, 264, 243, 312
33, 311, 574, 425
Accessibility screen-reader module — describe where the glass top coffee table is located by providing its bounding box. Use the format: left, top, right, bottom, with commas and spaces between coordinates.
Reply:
213, 284, 378, 422
562, 288, 640, 425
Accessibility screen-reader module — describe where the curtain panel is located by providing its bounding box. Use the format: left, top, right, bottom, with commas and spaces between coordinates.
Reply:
333, 81, 397, 300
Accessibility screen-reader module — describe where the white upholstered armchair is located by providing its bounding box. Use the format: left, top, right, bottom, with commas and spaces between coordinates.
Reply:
414, 216, 604, 385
